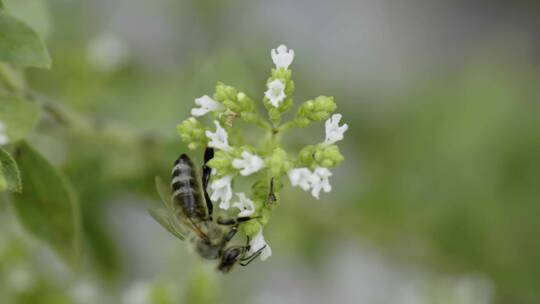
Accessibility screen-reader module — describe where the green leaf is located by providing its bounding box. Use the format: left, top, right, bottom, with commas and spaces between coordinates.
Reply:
0, 169, 5, 190
0, 1, 4, 10
0, 12, 51, 68
0, 147, 21, 192
11, 142, 82, 268
0, 95, 41, 144
0, 62, 26, 90
4, 0, 53, 39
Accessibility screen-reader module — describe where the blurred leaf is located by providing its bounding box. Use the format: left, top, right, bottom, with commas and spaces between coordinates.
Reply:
184, 266, 218, 304
0, 147, 21, 192
0, 62, 26, 90
4, 0, 53, 39
0, 169, 5, 189
11, 142, 82, 267
0, 1, 4, 10
0, 12, 51, 68
150, 284, 174, 304
63, 145, 121, 279
0, 95, 41, 143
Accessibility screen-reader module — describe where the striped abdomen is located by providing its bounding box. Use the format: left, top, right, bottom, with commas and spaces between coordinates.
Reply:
171, 154, 207, 221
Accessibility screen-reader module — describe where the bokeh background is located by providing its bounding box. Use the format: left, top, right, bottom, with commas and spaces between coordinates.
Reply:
1, 0, 540, 303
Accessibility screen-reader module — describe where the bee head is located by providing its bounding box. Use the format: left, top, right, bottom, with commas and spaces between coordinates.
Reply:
218, 247, 241, 273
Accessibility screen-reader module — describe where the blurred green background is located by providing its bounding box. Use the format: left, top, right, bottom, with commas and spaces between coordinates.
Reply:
1, 0, 540, 303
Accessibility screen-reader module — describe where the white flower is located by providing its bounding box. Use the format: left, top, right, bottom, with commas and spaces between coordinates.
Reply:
0, 121, 8, 145
264, 79, 286, 108
271, 44, 294, 70
123, 281, 150, 304
288, 167, 333, 199
6, 265, 34, 292
87, 32, 128, 71
249, 229, 272, 261
232, 151, 265, 176
324, 113, 348, 144
206, 121, 231, 151
210, 175, 233, 210
288, 168, 316, 191
232, 193, 255, 217
191, 95, 224, 117
71, 280, 100, 304
310, 167, 333, 199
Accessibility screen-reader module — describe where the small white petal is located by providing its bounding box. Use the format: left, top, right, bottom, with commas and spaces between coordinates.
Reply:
191, 95, 224, 117
191, 107, 209, 117
288, 167, 333, 199
210, 175, 233, 210
324, 113, 348, 145
264, 79, 286, 108
232, 151, 265, 176
249, 230, 272, 261
288, 168, 314, 191
271, 44, 294, 70
310, 167, 333, 199
206, 121, 231, 151
232, 193, 255, 217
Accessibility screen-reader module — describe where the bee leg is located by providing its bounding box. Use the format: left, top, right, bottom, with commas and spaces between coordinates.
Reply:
221, 219, 259, 244
216, 216, 261, 226
202, 147, 215, 220
223, 225, 239, 243
239, 245, 267, 266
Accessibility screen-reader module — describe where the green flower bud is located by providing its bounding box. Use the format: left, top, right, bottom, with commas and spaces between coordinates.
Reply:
298, 144, 344, 168
207, 149, 238, 176
214, 82, 231, 102
268, 108, 281, 124
259, 208, 272, 225
240, 112, 257, 123
295, 96, 337, 127
251, 179, 267, 201
298, 145, 317, 166
315, 144, 344, 168
176, 117, 207, 150
214, 83, 258, 123
271, 68, 292, 82
242, 220, 261, 237
267, 148, 292, 177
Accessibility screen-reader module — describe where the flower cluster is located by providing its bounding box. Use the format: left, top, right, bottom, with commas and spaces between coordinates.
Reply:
176, 44, 347, 261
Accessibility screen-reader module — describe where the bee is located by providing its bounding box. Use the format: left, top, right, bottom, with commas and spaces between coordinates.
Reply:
149, 148, 266, 273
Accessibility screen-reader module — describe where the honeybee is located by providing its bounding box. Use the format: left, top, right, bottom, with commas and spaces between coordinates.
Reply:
149, 148, 265, 273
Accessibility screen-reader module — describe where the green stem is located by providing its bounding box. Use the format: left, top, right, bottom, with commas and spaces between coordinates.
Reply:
278, 120, 296, 133
253, 116, 272, 131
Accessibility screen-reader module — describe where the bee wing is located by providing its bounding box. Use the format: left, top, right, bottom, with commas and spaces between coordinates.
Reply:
147, 208, 186, 241
155, 176, 175, 210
